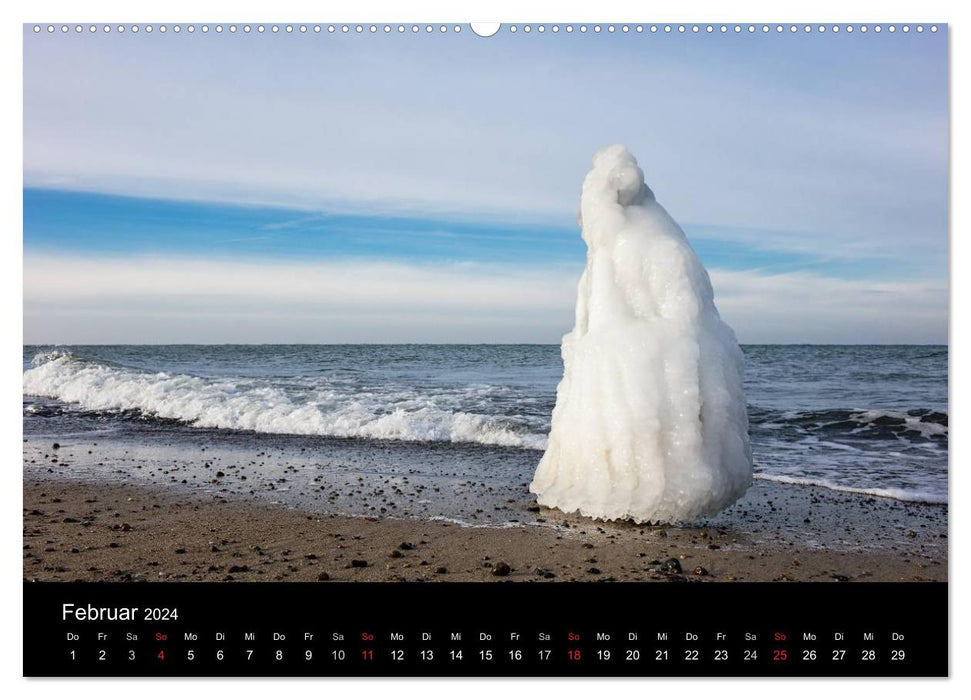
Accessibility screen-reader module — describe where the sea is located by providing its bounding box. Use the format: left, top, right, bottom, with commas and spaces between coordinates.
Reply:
22, 345, 948, 513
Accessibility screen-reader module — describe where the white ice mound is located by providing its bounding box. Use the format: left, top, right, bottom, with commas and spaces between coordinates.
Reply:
529, 145, 752, 523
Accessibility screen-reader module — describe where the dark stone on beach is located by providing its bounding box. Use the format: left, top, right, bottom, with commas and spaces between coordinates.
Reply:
121, 523, 132, 532
389, 550, 402, 558
831, 573, 850, 582
398, 542, 415, 550
174, 547, 186, 554
216, 471, 225, 477
317, 572, 330, 581
526, 506, 541, 512
692, 566, 709, 576
435, 567, 448, 574
582, 543, 594, 549
52, 443, 60, 450
587, 567, 601, 575
660, 558, 682, 574
491, 561, 511, 576
228, 565, 250, 573
707, 544, 721, 550
351, 559, 368, 568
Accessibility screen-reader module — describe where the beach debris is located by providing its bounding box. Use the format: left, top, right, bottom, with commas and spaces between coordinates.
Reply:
350, 559, 368, 568
316, 572, 330, 581
660, 558, 682, 574
491, 561, 511, 576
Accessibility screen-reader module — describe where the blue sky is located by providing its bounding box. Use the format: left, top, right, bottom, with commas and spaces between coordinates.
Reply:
23, 25, 948, 344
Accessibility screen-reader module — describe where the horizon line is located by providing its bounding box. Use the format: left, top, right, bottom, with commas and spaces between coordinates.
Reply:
22, 341, 950, 348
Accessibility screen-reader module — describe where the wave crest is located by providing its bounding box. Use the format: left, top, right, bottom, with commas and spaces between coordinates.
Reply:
757, 407, 947, 441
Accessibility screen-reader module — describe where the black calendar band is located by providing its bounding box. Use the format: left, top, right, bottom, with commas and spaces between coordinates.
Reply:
24, 581, 947, 677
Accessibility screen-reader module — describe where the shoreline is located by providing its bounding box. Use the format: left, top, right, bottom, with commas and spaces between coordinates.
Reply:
22, 433, 948, 551
23, 478, 947, 583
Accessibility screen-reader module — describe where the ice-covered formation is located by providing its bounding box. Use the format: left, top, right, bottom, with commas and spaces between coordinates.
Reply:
530, 145, 752, 523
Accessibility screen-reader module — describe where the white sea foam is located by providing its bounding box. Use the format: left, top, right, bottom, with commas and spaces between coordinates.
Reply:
530, 146, 753, 524
754, 473, 946, 505
22, 351, 548, 450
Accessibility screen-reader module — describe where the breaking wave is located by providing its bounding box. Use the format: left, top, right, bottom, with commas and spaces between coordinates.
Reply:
753, 407, 947, 441
22, 351, 549, 450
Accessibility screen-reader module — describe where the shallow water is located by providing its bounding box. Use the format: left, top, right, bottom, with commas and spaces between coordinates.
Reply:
23, 344, 947, 504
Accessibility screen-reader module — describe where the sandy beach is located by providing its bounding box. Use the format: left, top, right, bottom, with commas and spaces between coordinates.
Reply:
23, 476, 947, 584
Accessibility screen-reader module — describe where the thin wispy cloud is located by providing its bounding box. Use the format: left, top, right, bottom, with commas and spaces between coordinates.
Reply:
24, 254, 946, 345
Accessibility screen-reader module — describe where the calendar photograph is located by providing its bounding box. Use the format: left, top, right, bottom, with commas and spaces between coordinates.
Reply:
23, 22, 948, 593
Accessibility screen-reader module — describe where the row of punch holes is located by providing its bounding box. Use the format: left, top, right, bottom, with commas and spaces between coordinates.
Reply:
32, 23, 940, 36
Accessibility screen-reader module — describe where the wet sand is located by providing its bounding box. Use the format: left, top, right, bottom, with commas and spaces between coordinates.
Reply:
23, 479, 947, 584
